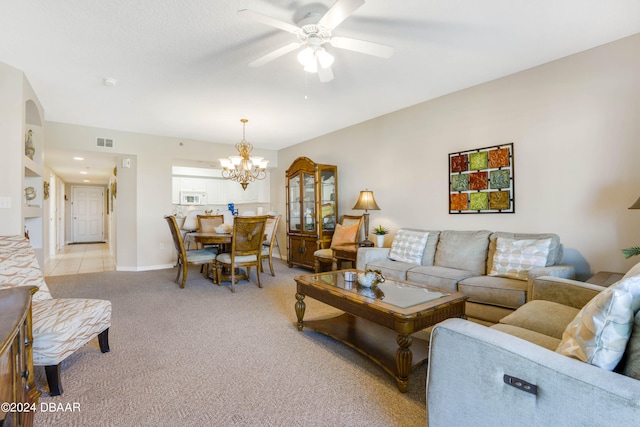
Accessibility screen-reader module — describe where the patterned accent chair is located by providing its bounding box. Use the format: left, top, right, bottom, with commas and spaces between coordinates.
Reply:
0, 235, 111, 396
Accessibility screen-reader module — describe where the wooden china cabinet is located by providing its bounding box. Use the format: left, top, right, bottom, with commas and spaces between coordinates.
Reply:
286, 157, 338, 269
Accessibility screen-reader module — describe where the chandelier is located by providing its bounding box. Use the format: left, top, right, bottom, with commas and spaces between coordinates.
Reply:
219, 119, 269, 190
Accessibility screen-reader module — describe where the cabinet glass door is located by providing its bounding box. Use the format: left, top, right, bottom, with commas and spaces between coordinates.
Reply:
302, 173, 315, 232
319, 168, 336, 231
289, 174, 300, 232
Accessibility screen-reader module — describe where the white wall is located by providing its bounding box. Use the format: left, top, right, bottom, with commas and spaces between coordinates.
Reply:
43, 34, 640, 278
275, 33, 640, 279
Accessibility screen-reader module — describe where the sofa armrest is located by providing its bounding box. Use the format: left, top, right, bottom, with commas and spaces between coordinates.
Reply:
528, 263, 575, 280
528, 275, 605, 308
427, 319, 640, 426
356, 248, 390, 270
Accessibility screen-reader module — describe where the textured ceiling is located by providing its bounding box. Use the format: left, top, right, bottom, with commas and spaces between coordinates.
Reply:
1, 0, 640, 183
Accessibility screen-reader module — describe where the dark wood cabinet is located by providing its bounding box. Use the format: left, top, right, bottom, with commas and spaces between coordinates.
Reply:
0, 287, 39, 427
286, 157, 338, 269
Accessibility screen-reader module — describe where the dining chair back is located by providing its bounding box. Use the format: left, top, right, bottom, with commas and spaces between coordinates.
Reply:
260, 215, 281, 276
196, 215, 225, 250
215, 215, 267, 293
165, 215, 217, 288
196, 215, 224, 232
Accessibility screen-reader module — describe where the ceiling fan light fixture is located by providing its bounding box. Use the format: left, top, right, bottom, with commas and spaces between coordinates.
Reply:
297, 47, 315, 67
316, 48, 334, 69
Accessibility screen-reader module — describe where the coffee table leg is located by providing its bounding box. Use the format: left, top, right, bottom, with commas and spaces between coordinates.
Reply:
295, 293, 306, 331
396, 334, 413, 393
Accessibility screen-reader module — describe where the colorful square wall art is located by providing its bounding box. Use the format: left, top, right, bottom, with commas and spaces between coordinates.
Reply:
449, 143, 514, 214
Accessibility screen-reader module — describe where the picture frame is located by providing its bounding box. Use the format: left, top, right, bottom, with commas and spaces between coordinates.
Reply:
449, 142, 514, 214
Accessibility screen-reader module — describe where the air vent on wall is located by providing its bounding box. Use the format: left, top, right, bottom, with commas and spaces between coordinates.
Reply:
96, 137, 114, 148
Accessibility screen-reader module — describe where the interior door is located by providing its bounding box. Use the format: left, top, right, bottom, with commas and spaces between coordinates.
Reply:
72, 186, 105, 243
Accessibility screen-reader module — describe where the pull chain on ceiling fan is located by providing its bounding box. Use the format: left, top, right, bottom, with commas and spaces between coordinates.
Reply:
238, 0, 394, 82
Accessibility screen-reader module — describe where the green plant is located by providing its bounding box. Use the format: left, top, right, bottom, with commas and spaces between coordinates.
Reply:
622, 246, 640, 259
373, 225, 389, 235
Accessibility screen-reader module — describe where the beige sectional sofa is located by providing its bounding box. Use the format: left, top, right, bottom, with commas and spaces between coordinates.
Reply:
356, 229, 575, 324
426, 270, 640, 425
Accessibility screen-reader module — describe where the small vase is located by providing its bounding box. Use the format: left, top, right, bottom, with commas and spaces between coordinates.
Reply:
376, 234, 385, 248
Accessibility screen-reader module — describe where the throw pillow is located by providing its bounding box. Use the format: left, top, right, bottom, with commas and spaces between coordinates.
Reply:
330, 223, 359, 251
556, 274, 640, 370
388, 230, 429, 264
489, 237, 552, 280
621, 310, 640, 379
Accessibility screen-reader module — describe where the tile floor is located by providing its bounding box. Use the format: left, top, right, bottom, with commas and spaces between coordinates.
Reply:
45, 242, 116, 277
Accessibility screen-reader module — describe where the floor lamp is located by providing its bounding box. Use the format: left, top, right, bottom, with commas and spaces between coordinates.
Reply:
353, 189, 380, 247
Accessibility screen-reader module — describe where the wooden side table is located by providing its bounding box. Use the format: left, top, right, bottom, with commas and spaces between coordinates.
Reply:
586, 271, 624, 287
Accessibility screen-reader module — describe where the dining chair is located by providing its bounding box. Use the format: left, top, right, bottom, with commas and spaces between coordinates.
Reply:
260, 214, 281, 276
196, 214, 224, 251
165, 215, 218, 288
314, 214, 363, 273
215, 215, 267, 293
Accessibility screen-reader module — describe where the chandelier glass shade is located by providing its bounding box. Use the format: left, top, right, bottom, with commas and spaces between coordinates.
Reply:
219, 119, 269, 190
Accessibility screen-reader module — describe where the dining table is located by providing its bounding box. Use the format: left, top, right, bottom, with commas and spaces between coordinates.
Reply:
185, 231, 245, 284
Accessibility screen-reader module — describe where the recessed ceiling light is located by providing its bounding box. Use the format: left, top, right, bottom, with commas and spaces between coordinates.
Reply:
80, 171, 88, 174
73, 157, 84, 160
103, 78, 117, 86
83, 179, 90, 183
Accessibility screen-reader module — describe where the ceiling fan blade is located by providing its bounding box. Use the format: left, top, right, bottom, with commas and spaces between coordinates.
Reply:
249, 42, 301, 67
330, 36, 394, 58
238, 9, 301, 34
317, 0, 365, 30
318, 64, 334, 83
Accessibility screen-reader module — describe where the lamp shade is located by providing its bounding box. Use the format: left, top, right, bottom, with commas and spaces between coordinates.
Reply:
353, 190, 380, 211
630, 196, 640, 209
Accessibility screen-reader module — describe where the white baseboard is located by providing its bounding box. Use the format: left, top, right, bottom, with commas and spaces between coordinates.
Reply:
116, 263, 175, 272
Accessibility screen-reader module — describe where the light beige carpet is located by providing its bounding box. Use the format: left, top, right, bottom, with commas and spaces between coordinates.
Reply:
35, 260, 427, 426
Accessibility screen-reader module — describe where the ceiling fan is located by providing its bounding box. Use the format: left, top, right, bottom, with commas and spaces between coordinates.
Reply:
238, 0, 394, 82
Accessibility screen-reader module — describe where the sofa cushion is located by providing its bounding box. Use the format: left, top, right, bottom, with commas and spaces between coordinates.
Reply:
407, 266, 477, 291
388, 230, 429, 264
556, 274, 640, 370
458, 275, 529, 309
499, 300, 580, 339
489, 237, 552, 280
491, 324, 562, 351
623, 259, 640, 280
365, 259, 414, 280
434, 230, 491, 275
487, 232, 562, 274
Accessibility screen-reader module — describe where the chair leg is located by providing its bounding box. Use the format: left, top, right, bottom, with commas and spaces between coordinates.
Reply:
268, 256, 275, 276
256, 263, 262, 288
175, 261, 182, 283
98, 328, 110, 353
180, 263, 188, 288
45, 365, 63, 396
230, 266, 235, 293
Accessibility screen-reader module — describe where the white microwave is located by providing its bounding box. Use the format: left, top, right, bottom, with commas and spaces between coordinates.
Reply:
180, 191, 206, 205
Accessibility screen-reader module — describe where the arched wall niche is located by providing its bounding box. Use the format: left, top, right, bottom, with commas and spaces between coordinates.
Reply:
25, 99, 41, 126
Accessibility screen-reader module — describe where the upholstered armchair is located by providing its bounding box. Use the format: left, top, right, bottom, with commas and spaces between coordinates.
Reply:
0, 236, 111, 396
314, 215, 363, 273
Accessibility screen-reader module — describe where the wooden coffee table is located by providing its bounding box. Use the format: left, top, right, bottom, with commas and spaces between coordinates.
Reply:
294, 269, 467, 392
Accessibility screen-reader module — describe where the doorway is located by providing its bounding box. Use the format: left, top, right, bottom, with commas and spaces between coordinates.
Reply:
71, 186, 105, 243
